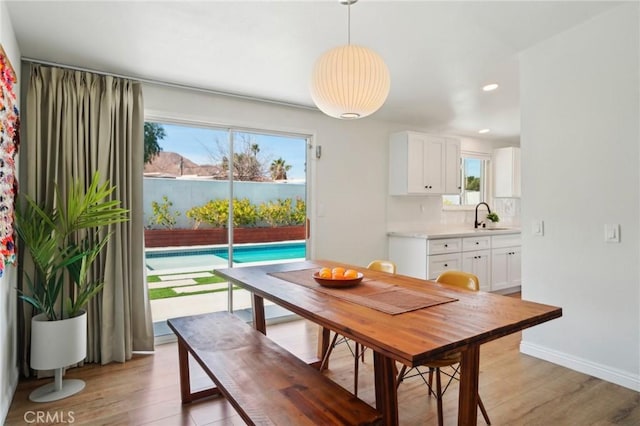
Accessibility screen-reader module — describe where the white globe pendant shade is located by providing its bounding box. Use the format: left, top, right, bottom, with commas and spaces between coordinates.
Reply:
310, 44, 390, 119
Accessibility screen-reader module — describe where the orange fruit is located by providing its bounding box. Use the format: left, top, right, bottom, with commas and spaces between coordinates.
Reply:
344, 269, 359, 279
319, 268, 332, 278
331, 267, 345, 279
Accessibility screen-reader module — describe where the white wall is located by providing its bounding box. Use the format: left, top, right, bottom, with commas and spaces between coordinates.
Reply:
519, 3, 639, 390
0, 0, 20, 421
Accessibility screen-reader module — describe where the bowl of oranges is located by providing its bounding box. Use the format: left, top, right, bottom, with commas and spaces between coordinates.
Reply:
313, 266, 364, 288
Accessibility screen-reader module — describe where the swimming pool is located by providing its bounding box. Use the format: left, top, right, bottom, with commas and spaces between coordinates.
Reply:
145, 242, 306, 271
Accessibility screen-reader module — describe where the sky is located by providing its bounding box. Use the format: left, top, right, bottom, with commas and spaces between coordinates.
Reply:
465, 157, 481, 177
155, 122, 307, 180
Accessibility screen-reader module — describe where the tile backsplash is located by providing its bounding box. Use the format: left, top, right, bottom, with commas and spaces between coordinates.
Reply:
387, 196, 520, 231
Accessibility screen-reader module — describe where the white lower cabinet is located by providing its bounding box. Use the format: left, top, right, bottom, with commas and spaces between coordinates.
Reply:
490, 234, 522, 292
460, 236, 490, 291
388, 232, 521, 292
462, 249, 491, 292
491, 246, 521, 291
427, 253, 462, 280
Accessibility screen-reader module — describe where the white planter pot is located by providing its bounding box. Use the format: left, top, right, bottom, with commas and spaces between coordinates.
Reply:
31, 311, 87, 369
29, 311, 87, 402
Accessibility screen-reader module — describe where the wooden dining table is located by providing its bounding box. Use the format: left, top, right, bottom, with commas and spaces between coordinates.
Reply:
215, 260, 562, 426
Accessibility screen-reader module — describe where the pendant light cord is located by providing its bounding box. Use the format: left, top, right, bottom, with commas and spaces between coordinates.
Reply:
347, 0, 351, 45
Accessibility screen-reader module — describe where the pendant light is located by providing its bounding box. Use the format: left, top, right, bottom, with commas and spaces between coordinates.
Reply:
310, 0, 390, 119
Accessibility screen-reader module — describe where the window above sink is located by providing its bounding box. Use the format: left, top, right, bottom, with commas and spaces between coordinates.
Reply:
443, 152, 491, 210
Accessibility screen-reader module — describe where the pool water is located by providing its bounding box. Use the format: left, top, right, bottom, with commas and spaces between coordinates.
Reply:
217, 243, 306, 263
146, 242, 306, 271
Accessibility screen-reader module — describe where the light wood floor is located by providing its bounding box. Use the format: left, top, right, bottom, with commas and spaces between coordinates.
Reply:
6, 317, 639, 425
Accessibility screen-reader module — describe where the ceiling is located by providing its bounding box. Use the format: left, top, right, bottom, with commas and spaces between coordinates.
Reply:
6, 1, 621, 142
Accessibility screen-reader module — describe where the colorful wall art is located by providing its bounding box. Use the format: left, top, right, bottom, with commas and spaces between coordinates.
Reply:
0, 44, 19, 277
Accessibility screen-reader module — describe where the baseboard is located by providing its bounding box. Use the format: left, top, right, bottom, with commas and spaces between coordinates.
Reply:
520, 341, 640, 392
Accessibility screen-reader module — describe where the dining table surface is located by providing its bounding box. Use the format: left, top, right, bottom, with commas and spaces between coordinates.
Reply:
214, 259, 562, 426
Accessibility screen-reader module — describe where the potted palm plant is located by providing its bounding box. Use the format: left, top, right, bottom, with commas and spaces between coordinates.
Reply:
16, 172, 128, 402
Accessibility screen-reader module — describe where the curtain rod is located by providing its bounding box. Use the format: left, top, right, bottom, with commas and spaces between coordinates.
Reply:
22, 57, 318, 112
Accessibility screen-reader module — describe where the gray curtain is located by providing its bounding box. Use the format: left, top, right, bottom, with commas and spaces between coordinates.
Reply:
19, 64, 153, 372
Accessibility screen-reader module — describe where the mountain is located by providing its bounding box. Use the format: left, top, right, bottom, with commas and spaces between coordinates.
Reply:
144, 151, 225, 178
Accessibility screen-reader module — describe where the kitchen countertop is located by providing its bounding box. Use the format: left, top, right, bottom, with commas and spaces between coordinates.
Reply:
387, 226, 521, 239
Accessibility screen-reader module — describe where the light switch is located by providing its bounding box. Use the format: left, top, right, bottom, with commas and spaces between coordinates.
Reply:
604, 224, 620, 243
532, 220, 544, 236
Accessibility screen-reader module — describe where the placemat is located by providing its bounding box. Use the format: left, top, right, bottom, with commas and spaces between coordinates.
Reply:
269, 269, 457, 315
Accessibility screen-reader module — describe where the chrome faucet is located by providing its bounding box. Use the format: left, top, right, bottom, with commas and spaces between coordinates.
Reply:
474, 202, 491, 229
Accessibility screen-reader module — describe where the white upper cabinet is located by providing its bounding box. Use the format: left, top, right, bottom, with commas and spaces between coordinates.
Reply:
444, 138, 462, 194
389, 131, 461, 196
493, 146, 521, 198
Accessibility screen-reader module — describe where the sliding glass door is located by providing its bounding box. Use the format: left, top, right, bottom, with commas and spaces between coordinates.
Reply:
143, 121, 308, 336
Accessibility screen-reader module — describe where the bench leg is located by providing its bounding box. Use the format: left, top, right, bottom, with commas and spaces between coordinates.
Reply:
177, 338, 222, 404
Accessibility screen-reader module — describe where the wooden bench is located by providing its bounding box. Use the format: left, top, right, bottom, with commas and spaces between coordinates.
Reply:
167, 311, 382, 426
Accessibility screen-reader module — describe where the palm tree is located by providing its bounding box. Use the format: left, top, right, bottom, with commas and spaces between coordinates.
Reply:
143, 122, 165, 164
270, 158, 292, 180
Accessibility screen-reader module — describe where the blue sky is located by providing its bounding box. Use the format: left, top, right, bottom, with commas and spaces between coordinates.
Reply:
155, 123, 307, 180
464, 158, 481, 177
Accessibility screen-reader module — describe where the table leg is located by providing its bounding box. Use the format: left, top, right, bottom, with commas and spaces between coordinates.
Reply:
373, 351, 399, 426
458, 344, 480, 426
252, 293, 266, 335
316, 327, 331, 370
177, 339, 191, 403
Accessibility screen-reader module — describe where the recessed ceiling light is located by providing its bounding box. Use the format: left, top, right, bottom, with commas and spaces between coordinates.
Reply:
478, 129, 491, 134
482, 83, 499, 92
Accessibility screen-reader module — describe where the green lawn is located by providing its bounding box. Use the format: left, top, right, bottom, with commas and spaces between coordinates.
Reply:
147, 271, 229, 300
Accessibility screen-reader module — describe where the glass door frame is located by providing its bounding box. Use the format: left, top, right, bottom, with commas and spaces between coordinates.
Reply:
144, 114, 312, 315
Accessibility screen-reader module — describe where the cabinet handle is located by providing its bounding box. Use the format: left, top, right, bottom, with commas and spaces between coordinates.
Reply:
444, 263, 448, 267
444, 244, 448, 248
475, 242, 479, 245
